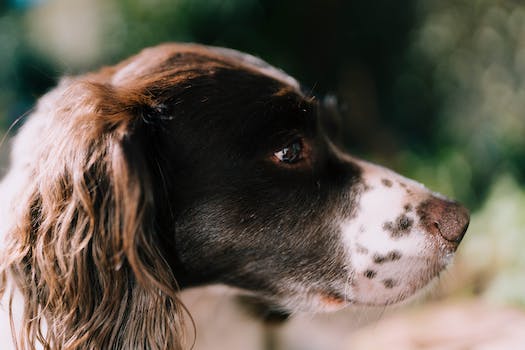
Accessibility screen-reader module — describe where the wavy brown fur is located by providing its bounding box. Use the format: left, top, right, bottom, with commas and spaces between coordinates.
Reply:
0, 44, 236, 349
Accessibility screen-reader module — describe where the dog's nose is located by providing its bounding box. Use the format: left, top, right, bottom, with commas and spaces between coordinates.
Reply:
418, 196, 470, 244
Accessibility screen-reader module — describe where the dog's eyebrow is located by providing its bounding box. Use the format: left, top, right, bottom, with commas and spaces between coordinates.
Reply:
263, 96, 317, 131
236, 100, 316, 152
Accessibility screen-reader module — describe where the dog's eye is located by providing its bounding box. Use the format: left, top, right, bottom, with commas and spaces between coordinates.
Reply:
274, 140, 303, 164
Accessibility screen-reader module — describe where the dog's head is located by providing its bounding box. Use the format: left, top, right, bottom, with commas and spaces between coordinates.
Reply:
1, 43, 469, 348
121, 44, 467, 310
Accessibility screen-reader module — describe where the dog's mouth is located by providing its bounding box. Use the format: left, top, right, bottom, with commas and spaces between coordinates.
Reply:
309, 247, 458, 310
349, 256, 452, 307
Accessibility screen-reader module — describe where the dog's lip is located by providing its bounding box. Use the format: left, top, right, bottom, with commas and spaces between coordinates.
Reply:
317, 289, 352, 305
319, 293, 348, 307
346, 253, 454, 307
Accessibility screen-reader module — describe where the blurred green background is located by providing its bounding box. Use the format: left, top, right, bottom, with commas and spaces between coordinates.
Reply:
0, 0, 524, 310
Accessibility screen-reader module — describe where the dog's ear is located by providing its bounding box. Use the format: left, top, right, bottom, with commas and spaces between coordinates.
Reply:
1, 78, 188, 349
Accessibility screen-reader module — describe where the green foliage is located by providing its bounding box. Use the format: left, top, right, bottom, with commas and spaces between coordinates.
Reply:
459, 175, 525, 306
406, 0, 525, 206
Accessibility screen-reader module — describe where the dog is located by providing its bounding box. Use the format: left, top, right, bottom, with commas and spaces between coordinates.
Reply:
0, 43, 469, 349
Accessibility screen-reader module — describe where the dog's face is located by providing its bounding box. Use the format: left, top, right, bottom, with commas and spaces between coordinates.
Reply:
109, 44, 470, 312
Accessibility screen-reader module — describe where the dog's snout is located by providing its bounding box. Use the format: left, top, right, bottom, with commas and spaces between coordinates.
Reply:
418, 197, 470, 244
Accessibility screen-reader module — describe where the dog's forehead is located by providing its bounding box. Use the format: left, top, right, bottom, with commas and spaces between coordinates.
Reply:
112, 43, 301, 91
207, 46, 301, 90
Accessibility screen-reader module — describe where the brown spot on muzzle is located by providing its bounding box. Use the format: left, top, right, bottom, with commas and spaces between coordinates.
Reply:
373, 250, 402, 264
356, 244, 369, 254
364, 270, 377, 279
382, 279, 397, 289
381, 179, 393, 187
383, 214, 414, 238
417, 197, 470, 245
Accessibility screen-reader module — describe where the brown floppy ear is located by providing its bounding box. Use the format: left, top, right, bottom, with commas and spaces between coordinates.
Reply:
1, 79, 188, 350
